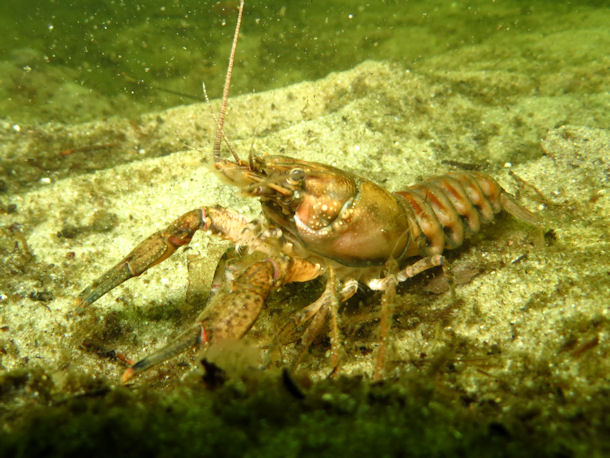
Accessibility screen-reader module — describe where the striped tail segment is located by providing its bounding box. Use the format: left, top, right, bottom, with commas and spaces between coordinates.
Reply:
395, 171, 541, 257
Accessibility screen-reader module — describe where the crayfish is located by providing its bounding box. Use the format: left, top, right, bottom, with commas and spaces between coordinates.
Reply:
74, 0, 541, 383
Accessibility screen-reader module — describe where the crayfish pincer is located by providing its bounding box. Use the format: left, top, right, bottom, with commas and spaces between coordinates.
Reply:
73, 0, 541, 383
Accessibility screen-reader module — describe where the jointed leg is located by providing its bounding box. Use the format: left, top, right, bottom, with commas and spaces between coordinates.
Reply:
74, 206, 267, 313
121, 323, 207, 383
121, 255, 322, 382
326, 268, 341, 369
367, 255, 444, 292
275, 272, 358, 370
374, 275, 396, 381
366, 255, 444, 378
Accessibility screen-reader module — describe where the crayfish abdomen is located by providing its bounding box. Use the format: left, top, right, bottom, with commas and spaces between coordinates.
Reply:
394, 170, 541, 258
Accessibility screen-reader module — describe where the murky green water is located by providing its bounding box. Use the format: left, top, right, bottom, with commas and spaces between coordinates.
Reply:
2, 0, 607, 124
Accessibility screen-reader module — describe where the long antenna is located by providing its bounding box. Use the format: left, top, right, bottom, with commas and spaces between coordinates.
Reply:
213, 0, 245, 163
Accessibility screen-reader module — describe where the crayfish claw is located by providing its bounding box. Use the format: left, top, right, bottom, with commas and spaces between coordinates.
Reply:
121, 367, 136, 384
119, 324, 208, 383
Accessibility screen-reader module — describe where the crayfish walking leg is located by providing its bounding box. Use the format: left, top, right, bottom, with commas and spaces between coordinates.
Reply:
273, 273, 359, 372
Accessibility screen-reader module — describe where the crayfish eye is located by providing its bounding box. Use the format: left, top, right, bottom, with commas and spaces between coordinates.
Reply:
287, 167, 305, 185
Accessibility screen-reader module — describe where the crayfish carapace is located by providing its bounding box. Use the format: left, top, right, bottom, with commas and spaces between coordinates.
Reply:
73, 0, 541, 383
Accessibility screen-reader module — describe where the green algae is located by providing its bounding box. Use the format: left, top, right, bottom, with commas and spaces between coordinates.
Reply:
2, 372, 608, 457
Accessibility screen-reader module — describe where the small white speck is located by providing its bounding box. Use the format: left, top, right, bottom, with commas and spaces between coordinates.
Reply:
39, 177, 52, 184
48, 24, 54, 31
12, 124, 21, 132
504, 162, 512, 168
161, 277, 169, 285
348, 13, 353, 19
354, 145, 360, 153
